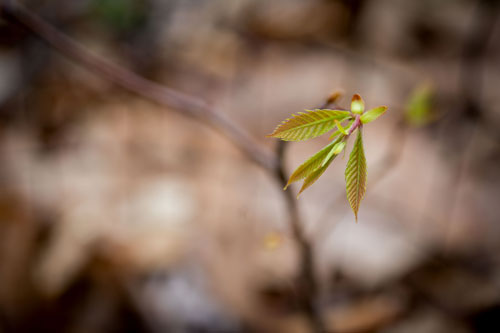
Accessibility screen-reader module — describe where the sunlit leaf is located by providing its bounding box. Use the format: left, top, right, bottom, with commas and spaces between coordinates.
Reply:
266, 93, 382, 219
298, 152, 337, 196
360, 106, 388, 124
267, 110, 350, 141
322, 141, 346, 167
328, 129, 341, 140
345, 129, 367, 221
351, 94, 365, 114
284, 138, 342, 189
335, 119, 349, 135
329, 119, 354, 140
332, 141, 347, 155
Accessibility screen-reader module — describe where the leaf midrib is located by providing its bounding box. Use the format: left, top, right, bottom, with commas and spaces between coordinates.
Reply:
279, 115, 349, 133
354, 142, 362, 205
346, 131, 365, 215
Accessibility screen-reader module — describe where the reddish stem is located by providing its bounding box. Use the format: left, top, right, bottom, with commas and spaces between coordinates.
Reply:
348, 114, 362, 135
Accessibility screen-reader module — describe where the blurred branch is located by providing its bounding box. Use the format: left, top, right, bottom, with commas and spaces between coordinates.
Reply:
0, 1, 329, 331
0, 0, 277, 171
272, 97, 342, 333
275, 140, 325, 332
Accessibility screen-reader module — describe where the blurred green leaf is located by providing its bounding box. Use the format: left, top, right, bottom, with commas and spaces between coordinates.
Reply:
91, 0, 147, 32
405, 83, 435, 127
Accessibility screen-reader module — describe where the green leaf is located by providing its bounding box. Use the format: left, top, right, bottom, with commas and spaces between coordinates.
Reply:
405, 84, 434, 127
345, 129, 367, 221
298, 154, 337, 196
329, 119, 354, 140
328, 129, 341, 141
360, 106, 387, 124
296, 139, 346, 196
284, 138, 342, 189
351, 94, 365, 114
322, 141, 346, 167
332, 141, 347, 155
335, 120, 349, 135
267, 110, 350, 141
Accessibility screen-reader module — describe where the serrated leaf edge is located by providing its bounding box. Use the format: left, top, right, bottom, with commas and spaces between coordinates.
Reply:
285, 136, 344, 190
344, 129, 367, 221
298, 152, 337, 196
267, 110, 350, 141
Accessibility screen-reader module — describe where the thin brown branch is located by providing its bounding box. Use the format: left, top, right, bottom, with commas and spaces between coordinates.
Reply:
272, 90, 343, 332
275, 140, 325, 332
273, 97, 347, 333
0, 0, 277, 171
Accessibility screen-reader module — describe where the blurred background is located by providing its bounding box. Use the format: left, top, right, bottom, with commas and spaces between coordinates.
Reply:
0, 0, 500, 332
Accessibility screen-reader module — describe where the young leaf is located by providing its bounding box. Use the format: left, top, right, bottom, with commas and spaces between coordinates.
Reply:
298, 151, 337, 196
329, 119, 354, 140
284, 138, 342, 189
345, 129, 367, 221
332, 141, 347, 155
351, 94, 365, 114
335, 119, 349, 135
322, 141, 346, 167
328, 129, 341, 141
360, 106, 388, 124
267, 110, 350, 141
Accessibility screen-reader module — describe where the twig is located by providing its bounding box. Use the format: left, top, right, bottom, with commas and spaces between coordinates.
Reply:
275, 140, 325, 332
272, 93, 344, 332
0, 0, 276, 171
